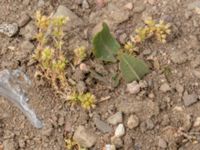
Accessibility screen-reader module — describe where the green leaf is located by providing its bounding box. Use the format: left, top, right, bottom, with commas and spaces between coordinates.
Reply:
93, 23, 120, 62
119, 53, 149, 82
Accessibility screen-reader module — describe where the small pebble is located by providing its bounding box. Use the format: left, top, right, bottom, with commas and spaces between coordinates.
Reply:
18, 13, 31, 27
79, 63, 90, 73
94, 117, 112, 133
0, 23, 18, 37
194, 117, 200, 127
124, 2, 133, 10
158, 137, 167, 148
127, 81, 140, 94
115, 124, 125, 137
159, 83, 171, 93
127, 115, 139, 129
105, 144, 116, 150
183, 92, 198, 106
82, 0, 90, 9
146, 119, 155, 130
107, 112, 123, 125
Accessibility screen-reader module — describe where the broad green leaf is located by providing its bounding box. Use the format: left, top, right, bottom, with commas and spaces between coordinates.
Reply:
93, 23, 120, 62
119, 53, 149, 82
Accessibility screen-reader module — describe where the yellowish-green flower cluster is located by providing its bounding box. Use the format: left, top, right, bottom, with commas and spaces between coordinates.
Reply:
68, 92, 96, 110
132, 17, 171, 43
34, 11, 69, 91
74, 46, 87, 65
65, 138, 87, 150
123, 17, 171, 54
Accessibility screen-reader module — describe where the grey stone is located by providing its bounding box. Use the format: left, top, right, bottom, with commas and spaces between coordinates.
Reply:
107, 112, 123, 125
73, 126, 97, 148
0, 23, 18, 37
183, 92, 198, 106
53, 5, 83, 31
158, 137, 167, 148
20, 21, 37, 40
107, 3, 129, 25
18, 13, 31, 27
146, 119, 154, 130
94, 117, 112, 133
20, 40, 34, 52
127, 115, 139, 129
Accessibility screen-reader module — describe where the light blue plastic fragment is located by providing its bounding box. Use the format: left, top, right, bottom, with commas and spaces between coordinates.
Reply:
0, 69, 43, 128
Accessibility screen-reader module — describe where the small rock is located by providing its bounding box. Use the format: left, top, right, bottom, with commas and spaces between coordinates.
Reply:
160, 83, 171, 93
127, 115, 139, 129
79, 63, 90, 73
20, 21, 37, 40
127, 81, 141, 94
53, 5, 83, 31
158, 137, 167, 148
115, 124, 125, 137
76, 81, 87, 93
183, 92, 198, 106
170, 51, 188, 64
124, 2, 133, 10
20, 40, 34, 52
94, 117, 112, 133
107, 3, 130, 25
82, 0, 90, 9
194, 117, 200, 127
133, 5, 146, 13
18, 139, 26, 148
107, 112, 123, 125
104, 144, 116, 150
111, 136, 123, 148
18, 13, 31, 27
3, 139, 16, 150
0, 23, 18, 37
146, 119, 155, 130
73, 126, 97, 148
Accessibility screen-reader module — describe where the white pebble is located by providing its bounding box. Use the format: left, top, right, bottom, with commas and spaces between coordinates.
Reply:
115, 124, 125, 137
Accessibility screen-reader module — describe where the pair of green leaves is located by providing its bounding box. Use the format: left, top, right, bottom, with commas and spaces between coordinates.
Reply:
93, 23, 149, 83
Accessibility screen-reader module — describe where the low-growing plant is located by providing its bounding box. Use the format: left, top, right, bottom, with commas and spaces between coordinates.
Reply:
132, 17, 171, 43
93, 23, 149, 83
33, 11, 96, 110
92, 18, 171, 83
33, 11, 68, 91
68, 92, 96, 110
